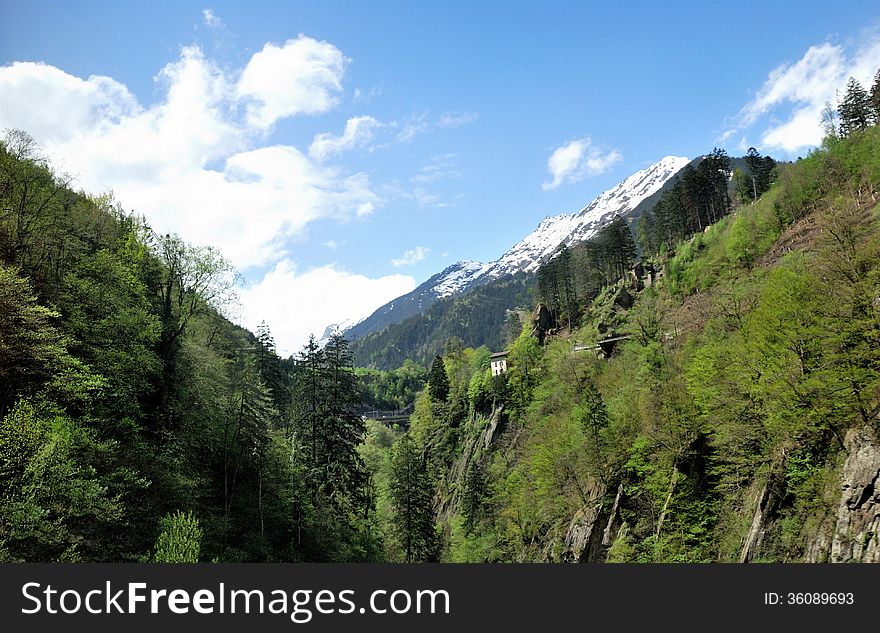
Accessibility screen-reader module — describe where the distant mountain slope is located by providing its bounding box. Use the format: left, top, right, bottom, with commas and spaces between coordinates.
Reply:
349, 272, 534, 369
343, 260, 488, 342
339, 156, 691, 345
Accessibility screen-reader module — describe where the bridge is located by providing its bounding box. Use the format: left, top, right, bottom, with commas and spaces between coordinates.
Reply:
362, 402, 415, 428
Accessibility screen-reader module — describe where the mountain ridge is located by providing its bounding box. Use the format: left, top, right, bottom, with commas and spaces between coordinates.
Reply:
337, 155, 690, 343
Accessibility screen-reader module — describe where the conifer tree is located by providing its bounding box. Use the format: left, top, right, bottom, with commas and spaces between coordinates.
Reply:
555, 245, 578, 329
321, 333, 368, 508
389, 434, 438, 562
870, 69, 880, 120
838, 77, 876, 137
428, 354, 450, 402
636, 211, 657, 255
255, 320, 286, 415
745, 147, 762, 201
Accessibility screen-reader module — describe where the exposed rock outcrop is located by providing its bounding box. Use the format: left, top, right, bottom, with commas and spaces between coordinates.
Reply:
613, 286, 633, 310
739, 460, 787, 563
531, 303, 554, 344
827, 426, 880, 562
437, 405, 505, 526
561, 482, 607, 562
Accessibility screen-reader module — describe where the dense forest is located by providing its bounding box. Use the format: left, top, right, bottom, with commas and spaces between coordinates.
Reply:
0, 129, 399, 562
1, 71, 879, 563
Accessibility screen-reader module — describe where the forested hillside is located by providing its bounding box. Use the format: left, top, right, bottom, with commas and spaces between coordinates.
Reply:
361, 81, 880, 562
350, 271, 534, 369
0, 130, 385, 562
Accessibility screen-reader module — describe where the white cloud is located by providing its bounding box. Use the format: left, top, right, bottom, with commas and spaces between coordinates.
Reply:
412, 153, 461, 184
309, 115, 383, 161
0, 38, 478, 353
202, 8, 222, 28
542, 137, 622, 190
0, 40, 393, 354
395, 112, 431, 143
239, 260, 415, 355
391, 246, 429, 267
438, 111, 478, 128
236, 36, 348, 129
723, 33, 880, 153
393, 110, 477, 143
0, 61, 141, 143
0, 44, 378, 271
310, 111, 475, 159
353, 84, 382, 103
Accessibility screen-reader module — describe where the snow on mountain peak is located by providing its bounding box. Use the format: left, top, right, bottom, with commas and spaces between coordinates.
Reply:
329, 155, 689, 341
432, 260, 489, 298
481, 155, 690, 280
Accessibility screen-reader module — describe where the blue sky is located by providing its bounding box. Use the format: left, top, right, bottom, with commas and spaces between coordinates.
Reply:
2, 0, 879, 353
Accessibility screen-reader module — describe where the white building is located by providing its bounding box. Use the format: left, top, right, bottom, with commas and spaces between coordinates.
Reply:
490, 351, 508, 376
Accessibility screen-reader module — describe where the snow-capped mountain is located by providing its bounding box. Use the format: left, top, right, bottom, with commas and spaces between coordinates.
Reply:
317, 314, 367, 347
337, 155, 690, 342
432, 260, 489, 298
479, 155, 690, 280
343, 260, 489, 342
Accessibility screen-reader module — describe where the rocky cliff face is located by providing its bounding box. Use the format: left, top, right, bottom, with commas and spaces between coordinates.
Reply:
805, 425, 880, 563
561, 482, 608, 563
436, 405, 505, 528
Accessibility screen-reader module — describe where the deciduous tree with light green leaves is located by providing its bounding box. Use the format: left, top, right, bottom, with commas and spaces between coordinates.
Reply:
153, 511, 202, 563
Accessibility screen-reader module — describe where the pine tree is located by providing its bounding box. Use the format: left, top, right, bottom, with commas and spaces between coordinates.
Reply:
870, 69, 880, 121
428, 354, 449, 402
608, 215, 637, 279
537, 258, 560, 315
838, 77, 876, 137
223, 356, 273, 522
745, 147, 762, 201
389, 434, 438, 562
555, 245, 578, 329
575, 380, 610, 477
636, 211, 657, 256
321, 333, 368, 509
255, 320, 286, 415
291, 336, 325, 474
461, 460, 487, 532
743, 148, 775, 201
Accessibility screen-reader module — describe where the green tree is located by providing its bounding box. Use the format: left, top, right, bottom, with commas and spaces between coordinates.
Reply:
389, 434, 438, 562
838, 77, 876, 137
0, 265, 102, 415
428, 354, 450, 402
289, 334, 373, 560
506, 325, 543, 412
572, 379, 610, 478
744, 147, 774, 201
871, 69, 880, 120
320, 333, 368, 511
255, 321, 286, 415
153, 511, 202, 563
821, 102, 839, 139
732, 168, 752, 205
636, 212, 657, 256
0, 401, 127, 561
